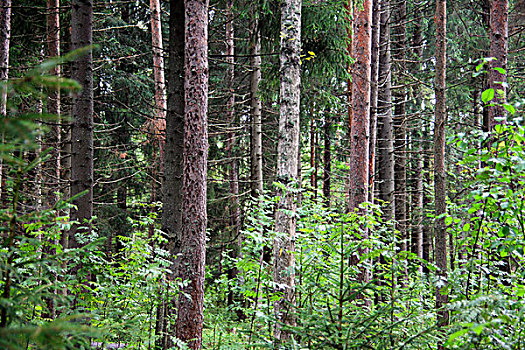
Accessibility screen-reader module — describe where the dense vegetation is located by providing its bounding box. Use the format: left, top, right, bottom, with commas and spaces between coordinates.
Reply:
1, 0, 525, 349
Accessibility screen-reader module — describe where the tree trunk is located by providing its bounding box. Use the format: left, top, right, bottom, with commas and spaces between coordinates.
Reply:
70, 0, 94, 242
323, 113, 331, 207
150, 0, 167, 159
273, 0, 301, 342
0, 0, 11, 203
369, 0, 380, 203
392, 0, 407, 253
175, 0, 209, 348
349, 0, 372, 285
161, 0, 185, 348
250, 14, 264, 197
310, 116, 317, 198
377, 0, 394, 221
224, 0, 240, 308
434, 0, 449, 335
487, 0, 508, 129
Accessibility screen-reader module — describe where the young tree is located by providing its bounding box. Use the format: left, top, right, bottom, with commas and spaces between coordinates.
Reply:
272, 0, 302, 342
70, 0, 94, 241
434, 0, 449, 335
174, 0, 209, 347
250, 9, 263, 197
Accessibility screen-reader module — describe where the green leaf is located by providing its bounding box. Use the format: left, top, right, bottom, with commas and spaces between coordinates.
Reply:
481, 89, 495, 103
503, 103, 516, 115
445, 328, 469, 345
472, 324, 485, 335
462, 223, 471, 232
493, 67, 506, 74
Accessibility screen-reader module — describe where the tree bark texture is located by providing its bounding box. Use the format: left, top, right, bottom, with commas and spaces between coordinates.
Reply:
70, 0, 94, 241
150, 0, 167, 155
488, 0, 508, 129
273, 0, 301, 342
161, 0, 185, 348
348, 0, 371, 212
175, 0, 209, 348
250, 14, 264, 197
0, 0, 11, 203
369, 0, 380, 203
377, 0, 394, 220
434, 0, 449, 332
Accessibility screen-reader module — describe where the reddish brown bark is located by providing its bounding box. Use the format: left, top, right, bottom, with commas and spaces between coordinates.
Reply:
175, 0, 209, 348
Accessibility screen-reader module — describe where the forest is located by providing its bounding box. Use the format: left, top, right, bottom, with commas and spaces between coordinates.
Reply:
0, 0, 524, 349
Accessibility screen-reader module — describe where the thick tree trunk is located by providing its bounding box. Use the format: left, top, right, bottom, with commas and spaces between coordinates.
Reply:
434, 0, 449, 334
0, 0, 11, 203
273, 0, 301, 342
488, 0, 508, 129
70, 0, 94, 242
175, 0, 209, 348
161, 0, 185, 348
349, 0, 372, 285
250, 15, 264, 197
392, 0, 407, 253
369, 0, 380, 203
377, 0, 394, 220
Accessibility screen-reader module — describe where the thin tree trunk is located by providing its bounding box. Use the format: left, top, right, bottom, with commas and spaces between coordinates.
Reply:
369, 0, 380, 203
161, 0, 184, 348
224, 0, 240, 308
0, 0, 11, 203
150, 0, 167, 158
273, 0, 301, 342
377, 0, 394, 220
392, 0, 407, 253
323, 113, 331, 207
310, 116, 317, 198
250, 14, 264, 197
434, 0, 449, 335
487, 0, 508, 130
70, 0, 94, 242
175, 0, 209, 347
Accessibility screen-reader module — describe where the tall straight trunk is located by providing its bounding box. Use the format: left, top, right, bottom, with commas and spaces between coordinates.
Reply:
175, 0, 209, 348
250, 14, 263, 197
161, 0, 184, 348
0, 0, 11, 203
323, 113, 331, 207
310, 116, 317, 198
411, 12, 424, 272
377, 0, 394, 220
46, 0, 61, 208
392, 0, 407, 252
224, 0, 240, 307
70, 0, 94, 241
488, 0, 508, 129
369, 0, 380, 203
273, 0, 301, 342
434, 0, 449, 333
150, 0, 167, 157
349, 0, 372, 285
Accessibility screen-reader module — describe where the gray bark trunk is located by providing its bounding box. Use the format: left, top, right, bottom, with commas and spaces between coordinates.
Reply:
0, 0, 11, 203
272, 0, 302, 342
